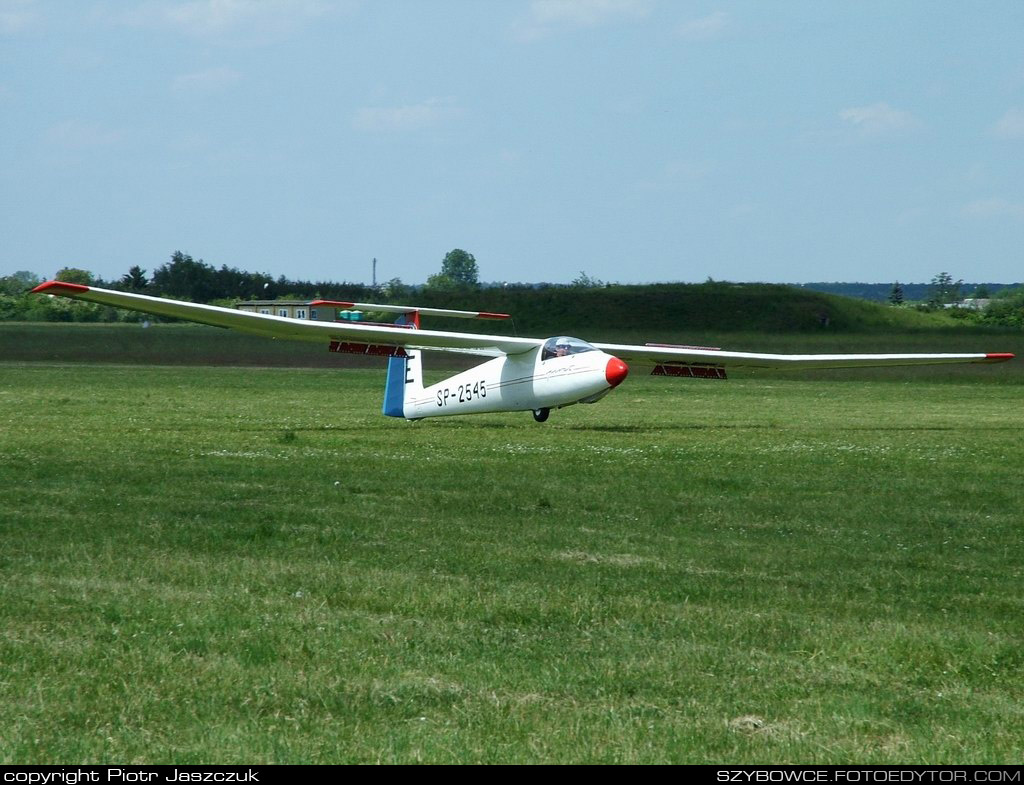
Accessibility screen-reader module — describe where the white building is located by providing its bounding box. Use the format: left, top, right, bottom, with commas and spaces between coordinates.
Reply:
236, 300, 343, 322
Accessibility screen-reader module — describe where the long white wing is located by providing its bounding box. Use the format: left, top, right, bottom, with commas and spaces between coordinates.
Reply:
33, 281, 1014, 369
593, 341, 1014, 370
32, 282, 541, 357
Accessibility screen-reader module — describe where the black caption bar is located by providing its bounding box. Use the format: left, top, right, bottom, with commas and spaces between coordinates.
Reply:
0, 765, 1021, 777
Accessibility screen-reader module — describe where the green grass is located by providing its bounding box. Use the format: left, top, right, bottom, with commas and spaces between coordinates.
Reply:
1, 328, 1023, 763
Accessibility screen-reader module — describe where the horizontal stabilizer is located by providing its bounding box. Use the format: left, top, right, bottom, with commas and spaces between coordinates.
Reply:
310, 300, 509, 320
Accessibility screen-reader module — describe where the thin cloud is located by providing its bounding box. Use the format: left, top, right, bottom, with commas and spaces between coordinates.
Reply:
352, 98, 463, 133
633, 158, 714, 193
118, 0, 344, 37
962, 198, 1024, 220
515, 0, 651, 40
531, 0, 651, 26
991, 108, 1024, 139
0, 0, 36, 33
45, 120, 126, 149
676, 11, 727, 41
172, 66, 241, 93
839, 102, 921, 136
896, 207, 928, 226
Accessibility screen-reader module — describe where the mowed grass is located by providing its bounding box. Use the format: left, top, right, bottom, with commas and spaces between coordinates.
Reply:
1, 354, 1023, 762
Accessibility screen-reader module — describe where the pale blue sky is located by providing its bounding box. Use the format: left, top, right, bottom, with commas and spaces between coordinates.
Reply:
2, 0, 1023, 285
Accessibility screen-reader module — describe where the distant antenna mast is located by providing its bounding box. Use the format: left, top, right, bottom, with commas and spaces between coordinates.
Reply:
372, 257, 377, 288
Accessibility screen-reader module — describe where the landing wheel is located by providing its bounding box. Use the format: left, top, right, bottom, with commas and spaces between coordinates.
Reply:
532, 408, 550, 423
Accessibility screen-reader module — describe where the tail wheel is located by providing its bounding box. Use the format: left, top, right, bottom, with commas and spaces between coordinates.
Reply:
532, 408, 550, 423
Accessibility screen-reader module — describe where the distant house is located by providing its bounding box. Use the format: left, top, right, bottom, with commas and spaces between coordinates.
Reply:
235, 300, 332, 321
237, 299, 380, 322
959, 298, 992, 310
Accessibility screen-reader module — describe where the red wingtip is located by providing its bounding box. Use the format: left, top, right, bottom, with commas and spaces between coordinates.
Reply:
31, 280, 90, 294
985, 353, 1015, 362
477, 311, 511, 319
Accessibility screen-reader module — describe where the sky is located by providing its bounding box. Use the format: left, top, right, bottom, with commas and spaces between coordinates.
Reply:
2, 0, 1023, 286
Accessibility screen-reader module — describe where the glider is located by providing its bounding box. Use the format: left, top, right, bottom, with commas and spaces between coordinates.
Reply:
33, 281, 1014, 422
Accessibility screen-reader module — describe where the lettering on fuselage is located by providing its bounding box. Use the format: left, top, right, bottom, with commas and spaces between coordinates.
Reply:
652, 363, 727, 380
405, 351, 417, 385
436, 380, 487, 407
329, 340, 407, 358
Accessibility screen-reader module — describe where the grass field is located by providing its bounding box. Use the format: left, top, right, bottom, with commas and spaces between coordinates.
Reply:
1, 325, 1023, 763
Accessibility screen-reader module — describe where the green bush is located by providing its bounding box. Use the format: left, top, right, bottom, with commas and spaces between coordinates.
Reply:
979, 291, 1024, 328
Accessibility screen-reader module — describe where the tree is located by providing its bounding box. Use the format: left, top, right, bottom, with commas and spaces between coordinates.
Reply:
888, 281, 904, 306
150, 251, 218, 301
926, 272, 962, 308
120, 265, 148, 292
426, 248, 479, 290
54, 267, 94, 285
0, 270, 41, 295
571, 271, 604, 288
382, 277, 410, 300
978, 288, 1024, 327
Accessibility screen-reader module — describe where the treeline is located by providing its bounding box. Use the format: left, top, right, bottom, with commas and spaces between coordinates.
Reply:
4, 251, 1024, 330
0, 252, 384, 322
128, 251, 385, 302
800, 281, 1016, 302
798, 278, 1024, 327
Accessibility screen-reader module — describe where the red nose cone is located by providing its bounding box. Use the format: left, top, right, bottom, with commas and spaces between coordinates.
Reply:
605, 357, 629, 387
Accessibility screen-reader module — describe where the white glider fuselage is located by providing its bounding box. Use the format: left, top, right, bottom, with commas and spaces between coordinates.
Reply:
400, 342, 630, 420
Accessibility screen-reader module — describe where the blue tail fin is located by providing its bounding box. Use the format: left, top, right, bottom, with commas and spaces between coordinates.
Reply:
382, 354, 406, 417
382, 313, 412, 417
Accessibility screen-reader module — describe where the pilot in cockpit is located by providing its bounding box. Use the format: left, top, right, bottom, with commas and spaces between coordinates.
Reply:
542, 336, 597, 361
